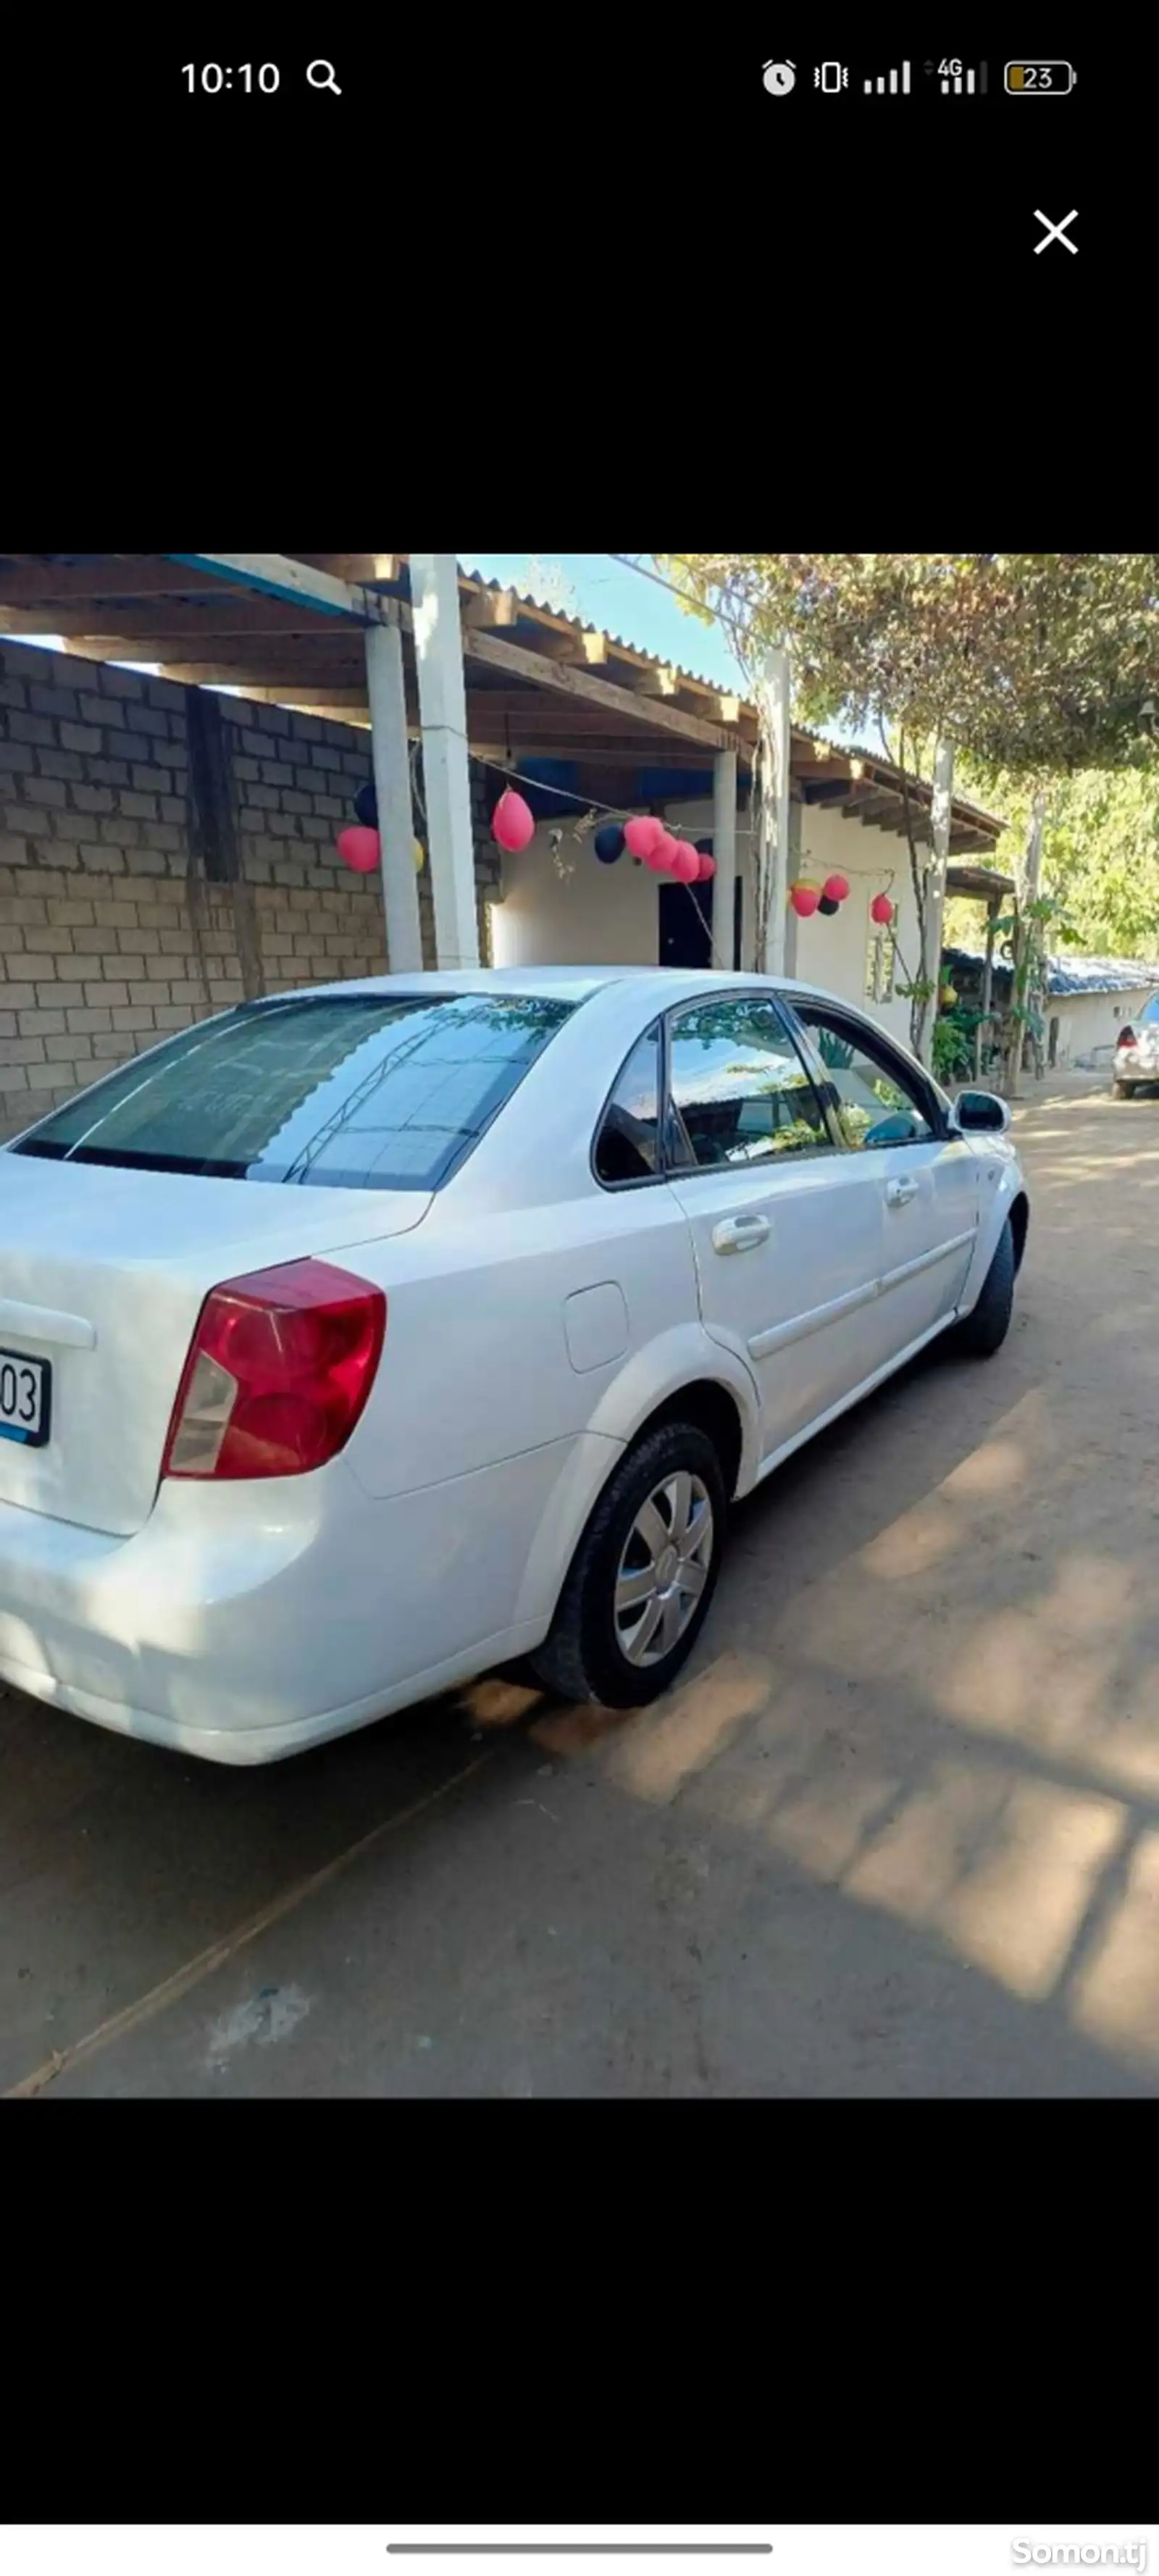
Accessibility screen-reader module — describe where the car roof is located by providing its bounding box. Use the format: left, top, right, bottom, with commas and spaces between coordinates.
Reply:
277, 965, 872, 1011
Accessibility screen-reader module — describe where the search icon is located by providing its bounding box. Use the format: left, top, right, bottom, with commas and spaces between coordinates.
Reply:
307, 59, 341, 93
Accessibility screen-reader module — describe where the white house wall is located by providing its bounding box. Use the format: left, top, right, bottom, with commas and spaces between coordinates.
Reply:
784, 802, 916, 1048
488, 790, 927, 1050
1046, 986, 1157, 1069
489, 821, 662, 965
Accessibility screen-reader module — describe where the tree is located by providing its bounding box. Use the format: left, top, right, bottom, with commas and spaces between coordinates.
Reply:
956, 757, 1159, 957
658, 555, 1159, 1055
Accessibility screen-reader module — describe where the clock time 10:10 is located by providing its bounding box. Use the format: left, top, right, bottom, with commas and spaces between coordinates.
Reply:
182, 63, 280, 91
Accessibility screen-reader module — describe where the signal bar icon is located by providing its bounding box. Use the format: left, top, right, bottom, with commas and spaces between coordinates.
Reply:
926, 56, 989, 92
863, 60, 910, 93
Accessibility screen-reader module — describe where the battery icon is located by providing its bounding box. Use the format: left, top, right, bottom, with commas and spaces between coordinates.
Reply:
1005, 60, 1076, 92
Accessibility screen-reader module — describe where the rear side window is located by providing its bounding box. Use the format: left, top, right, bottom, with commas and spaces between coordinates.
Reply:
8, 992, 574, 1192
594, 1022, 661, 1184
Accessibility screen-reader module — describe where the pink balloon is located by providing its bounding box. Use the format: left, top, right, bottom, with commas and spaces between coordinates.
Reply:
336, 824, 381, 875
492, 788, 535, 852
648, 830, 679, 873
823, 872, 850, 903
870, 892, 895, 925
624, 814, 664, 861
671, 842, 700, 883
696, 851, 717, 882
790, 882, 821, 918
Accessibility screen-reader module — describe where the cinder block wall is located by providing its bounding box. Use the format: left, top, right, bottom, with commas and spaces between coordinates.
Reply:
0, 640, 503, 1139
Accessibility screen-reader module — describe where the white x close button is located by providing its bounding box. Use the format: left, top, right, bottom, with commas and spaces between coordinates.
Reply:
1034, 208, 1079, 253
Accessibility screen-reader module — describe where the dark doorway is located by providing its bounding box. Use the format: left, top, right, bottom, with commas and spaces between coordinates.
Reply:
658, 877, 713, 969
1048, 1016, 1060, 1067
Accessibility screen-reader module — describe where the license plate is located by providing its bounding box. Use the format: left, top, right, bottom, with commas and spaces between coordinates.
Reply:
0, 1348, 51, 1447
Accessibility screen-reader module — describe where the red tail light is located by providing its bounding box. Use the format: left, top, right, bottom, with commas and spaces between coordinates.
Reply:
1119, 1026, 1137, 1047
162, 1258, 385, 1481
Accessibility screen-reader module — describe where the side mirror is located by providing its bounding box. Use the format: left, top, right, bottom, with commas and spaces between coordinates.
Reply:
951, 1088, 1011, 1135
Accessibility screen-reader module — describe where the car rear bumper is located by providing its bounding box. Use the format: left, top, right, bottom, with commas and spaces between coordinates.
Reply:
0, 1431, 616, 1762
1115, 1053, 1159, 1083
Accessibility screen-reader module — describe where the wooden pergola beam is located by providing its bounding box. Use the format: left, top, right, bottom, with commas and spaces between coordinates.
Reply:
459, 624, 734, 751
0, 557, 230, 606
166, 552, 390, 625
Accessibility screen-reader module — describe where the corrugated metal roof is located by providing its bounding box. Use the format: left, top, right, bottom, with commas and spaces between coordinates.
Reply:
457, 564, 734, 697
456, 564, 1007, 836
945, 945, 1159, 997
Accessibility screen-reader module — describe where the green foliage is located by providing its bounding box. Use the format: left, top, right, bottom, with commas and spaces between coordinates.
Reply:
658, 553, 1159, 777
932, 1011, 976, 1081
954, 756, 1159, 957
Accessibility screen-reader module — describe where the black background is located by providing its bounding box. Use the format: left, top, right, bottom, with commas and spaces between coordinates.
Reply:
3, 20, 1153, 2527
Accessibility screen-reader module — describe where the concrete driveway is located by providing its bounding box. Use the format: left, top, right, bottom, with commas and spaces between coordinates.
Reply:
4, 1074, 1159, 2097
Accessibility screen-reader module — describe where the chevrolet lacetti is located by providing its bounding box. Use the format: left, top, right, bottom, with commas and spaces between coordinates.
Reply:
0, 967, 1029, 1764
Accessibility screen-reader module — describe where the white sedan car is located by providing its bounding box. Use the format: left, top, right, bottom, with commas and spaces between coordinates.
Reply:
0, 967, 1029, 1765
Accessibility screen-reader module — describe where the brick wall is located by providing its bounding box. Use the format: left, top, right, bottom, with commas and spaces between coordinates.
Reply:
0, 640, 503, 1139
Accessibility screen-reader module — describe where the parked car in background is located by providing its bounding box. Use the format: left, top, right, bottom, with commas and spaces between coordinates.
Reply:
0, 968, 1029, 1765
1113, 996, 1159, 1096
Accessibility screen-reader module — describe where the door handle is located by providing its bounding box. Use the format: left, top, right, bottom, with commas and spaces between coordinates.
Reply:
884, 1176, 920, 1207
712, 1213, 770, 1253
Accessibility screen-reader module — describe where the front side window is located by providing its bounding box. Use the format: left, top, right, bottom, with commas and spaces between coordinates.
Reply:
793, 1003, 934, 1150
594, 1021, 661, 1184
666, 997, 832, 1170
9, 992, 574, 1192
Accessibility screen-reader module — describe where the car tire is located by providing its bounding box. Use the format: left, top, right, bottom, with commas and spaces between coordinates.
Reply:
1113, 1079, 1137, 1100
532, 1421, 727, 1710
951, 1215, 1016, 1359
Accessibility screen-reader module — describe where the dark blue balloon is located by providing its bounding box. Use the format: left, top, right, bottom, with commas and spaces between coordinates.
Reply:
354, 780, 378, 830
594, 824, 625, 865
695, 839, 714, 856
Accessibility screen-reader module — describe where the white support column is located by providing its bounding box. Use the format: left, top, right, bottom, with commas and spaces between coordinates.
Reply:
919, 736, 954, 1065
782, 798, 803, 979
409, 553, 480, 969
365, 617, 422, 975
757, 646, 792, 974
712, 748, 737, 971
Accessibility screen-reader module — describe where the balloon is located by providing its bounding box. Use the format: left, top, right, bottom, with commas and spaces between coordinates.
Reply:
336, 824, 381, 874
696, 852, 717, 882
492, 788, 535, 852
625, 815, 663, 861
594, 824, 625, 865
671, 842, 700, 883
818, 894, 840, 916
823, 873, 850, 903
354, 780, 378, 830
648, 830, 679, 873
790, 882, 820, 918
870, 892, 895, 925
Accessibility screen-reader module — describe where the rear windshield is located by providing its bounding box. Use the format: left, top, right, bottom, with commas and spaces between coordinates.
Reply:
8, 992, 574, 1191
1142, 995, 1159, 1025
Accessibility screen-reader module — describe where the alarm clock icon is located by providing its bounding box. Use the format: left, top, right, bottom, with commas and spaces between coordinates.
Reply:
762, 59, 796, 93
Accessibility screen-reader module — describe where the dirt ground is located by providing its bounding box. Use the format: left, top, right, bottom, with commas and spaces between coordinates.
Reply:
4, 1071, 1159, 2097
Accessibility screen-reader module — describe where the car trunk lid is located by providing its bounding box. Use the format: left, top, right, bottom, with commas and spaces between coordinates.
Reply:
0, 1157, 430, 1536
